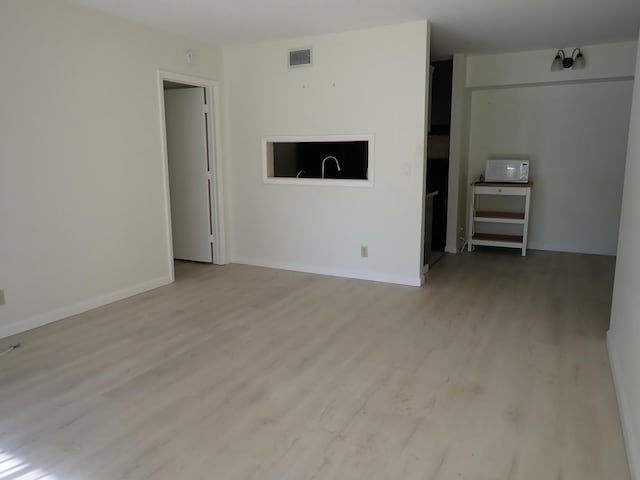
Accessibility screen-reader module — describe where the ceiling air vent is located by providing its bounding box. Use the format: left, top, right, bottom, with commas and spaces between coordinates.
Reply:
288, 48, 312, 68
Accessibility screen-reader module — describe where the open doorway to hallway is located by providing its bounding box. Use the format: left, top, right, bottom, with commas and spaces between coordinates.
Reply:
163, 81, 215, 264
424, 59, 453, 272
158, 72, 226, 280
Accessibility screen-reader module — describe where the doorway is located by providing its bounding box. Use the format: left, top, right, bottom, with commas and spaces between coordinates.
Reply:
424, 59, 453, 271
158, 71, 226, 280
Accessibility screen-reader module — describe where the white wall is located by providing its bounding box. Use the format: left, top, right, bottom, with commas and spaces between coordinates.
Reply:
224, 21, 429, 286
608, 33, 640, 480
0, 0, 224, 338
466, 41, 637, 88
467, 80, 633, 254
456, 42, 637, 255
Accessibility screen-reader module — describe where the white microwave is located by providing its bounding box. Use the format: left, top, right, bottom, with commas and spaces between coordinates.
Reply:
485, 159, 529, 183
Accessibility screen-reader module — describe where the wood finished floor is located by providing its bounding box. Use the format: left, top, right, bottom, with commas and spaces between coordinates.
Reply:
0, 251, 629, 479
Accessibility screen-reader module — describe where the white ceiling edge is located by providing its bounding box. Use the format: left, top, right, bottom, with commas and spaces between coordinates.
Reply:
65, 0, 640, 59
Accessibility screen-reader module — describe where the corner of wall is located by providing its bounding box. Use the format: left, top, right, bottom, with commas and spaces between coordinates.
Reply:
607, 32, 640, 480
0, 276, 173, 340
607, 331, 639, 480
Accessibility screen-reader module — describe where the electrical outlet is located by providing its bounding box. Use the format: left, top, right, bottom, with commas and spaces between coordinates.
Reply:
361, 246, 368, 258
0, 289, 5, 306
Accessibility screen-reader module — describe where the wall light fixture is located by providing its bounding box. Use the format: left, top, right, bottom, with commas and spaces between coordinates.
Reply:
551, 48, 585, 71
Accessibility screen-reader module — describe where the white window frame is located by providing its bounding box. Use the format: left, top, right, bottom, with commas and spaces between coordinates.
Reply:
262, 134, 375, 187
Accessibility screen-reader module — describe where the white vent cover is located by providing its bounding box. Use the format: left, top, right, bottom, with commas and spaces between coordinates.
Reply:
288, 48, 312, 68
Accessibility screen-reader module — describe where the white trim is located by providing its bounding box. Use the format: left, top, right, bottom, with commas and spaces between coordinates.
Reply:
264, 134, 374, 143
262, 134, 375, 187
607, 331, 639, 480
157, 70, 228, 268
231, 256, 422, 287
444, 245, 458, 254
263, 177, 374, 188
0, 276, 172, 340
157, 73, 177, 280
210, 82, 227, 264
527, 242, 616, 256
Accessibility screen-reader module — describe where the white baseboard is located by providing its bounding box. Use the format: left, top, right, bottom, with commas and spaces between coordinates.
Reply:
0, 275, 173, 339
607, 331, 639, 480
527, 242, 616, 256
231, 256, 422, 287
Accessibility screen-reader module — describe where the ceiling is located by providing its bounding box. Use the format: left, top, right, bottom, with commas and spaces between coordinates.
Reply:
67, 0, 640, 58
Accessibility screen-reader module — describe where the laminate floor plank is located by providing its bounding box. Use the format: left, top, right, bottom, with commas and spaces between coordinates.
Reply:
0, 251, 629, 479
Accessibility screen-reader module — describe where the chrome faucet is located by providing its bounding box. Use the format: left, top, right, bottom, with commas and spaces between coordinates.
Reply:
321, 156, 341, 179
296, 169, 306, 178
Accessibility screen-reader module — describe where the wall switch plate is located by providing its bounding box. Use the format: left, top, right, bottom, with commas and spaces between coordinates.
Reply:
361, 246, 368, 258
0, 289, 5, 306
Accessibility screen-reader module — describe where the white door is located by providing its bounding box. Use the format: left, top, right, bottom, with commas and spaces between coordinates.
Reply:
164, 87, 213, 263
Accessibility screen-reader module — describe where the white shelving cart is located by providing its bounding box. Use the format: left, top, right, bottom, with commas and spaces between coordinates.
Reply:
467, 182, 532, 256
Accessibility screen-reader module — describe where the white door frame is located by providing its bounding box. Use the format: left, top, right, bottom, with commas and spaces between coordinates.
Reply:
157, 70, 227, 280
